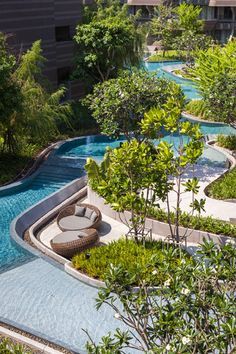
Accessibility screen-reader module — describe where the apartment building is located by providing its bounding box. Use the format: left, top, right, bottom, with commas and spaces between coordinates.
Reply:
128, 0, 236, 43
0, 0, 84, 98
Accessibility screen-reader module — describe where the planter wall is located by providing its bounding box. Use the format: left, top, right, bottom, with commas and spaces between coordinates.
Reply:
88, 186, 236, 246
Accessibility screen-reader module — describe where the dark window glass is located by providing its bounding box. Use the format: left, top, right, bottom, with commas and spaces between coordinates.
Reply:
224, 7, 232, 20
55, 26, 71, 42
57, 67, 71, 85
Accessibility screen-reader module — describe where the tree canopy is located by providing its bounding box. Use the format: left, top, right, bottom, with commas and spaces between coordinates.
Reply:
84, 69, 184, 140
74, 0, 145, 85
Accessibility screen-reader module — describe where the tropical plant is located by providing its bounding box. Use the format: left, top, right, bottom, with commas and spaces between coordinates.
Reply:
84, 69, 184, 140
217, 135, 236, 151
0, 36, 71, 152
74, 0, 144, 85
86, 241, 236, 353
150, 5, 176, 57
86, 97, 204, 244
0, 33, 23, 152
190, 40, 236, 125
141, 99, 205, 244
173, 3, 213, 64
0, 338, 31, 353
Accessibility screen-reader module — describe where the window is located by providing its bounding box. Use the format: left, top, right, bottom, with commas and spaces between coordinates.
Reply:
55, 26, 71, 42
57, 67, 71, 85
223, 7, 232, 20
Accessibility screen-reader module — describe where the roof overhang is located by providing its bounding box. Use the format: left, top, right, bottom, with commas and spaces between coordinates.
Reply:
209, 0, 236, 6
127, 0, 162, 5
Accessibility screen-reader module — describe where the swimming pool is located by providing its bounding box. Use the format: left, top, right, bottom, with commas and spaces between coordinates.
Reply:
144, 61, 201, 100
57, 126, 235, 169
0, 60, 235, 352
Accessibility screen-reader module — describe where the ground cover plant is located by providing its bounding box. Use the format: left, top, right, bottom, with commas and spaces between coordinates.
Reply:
0, 337, 31, 353
207, 168, 236, 200
149, 207, 236, 238
185, 99, 213, 120
217, 135, 236, 151
72, 238, 191, 283
85, 241, 236, 353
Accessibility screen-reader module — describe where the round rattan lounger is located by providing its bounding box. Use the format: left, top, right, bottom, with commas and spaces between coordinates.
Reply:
50, 228, 99, 258
57, 203, 102, 231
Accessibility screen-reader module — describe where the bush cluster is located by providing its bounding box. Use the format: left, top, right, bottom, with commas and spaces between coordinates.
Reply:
185, 99, 212, 120
72, 238, 191, 283
217, 134, 236, 151
207, 168, 236, 200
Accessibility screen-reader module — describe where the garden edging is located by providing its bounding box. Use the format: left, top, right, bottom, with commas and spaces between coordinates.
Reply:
87, 187, 236, 246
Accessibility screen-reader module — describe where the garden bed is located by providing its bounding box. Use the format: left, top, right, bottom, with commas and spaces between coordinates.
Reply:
72, 238, 191, 285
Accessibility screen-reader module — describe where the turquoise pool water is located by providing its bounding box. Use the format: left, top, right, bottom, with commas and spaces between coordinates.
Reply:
144, 61, 201, 100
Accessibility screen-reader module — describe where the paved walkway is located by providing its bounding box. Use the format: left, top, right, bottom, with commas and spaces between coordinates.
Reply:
158, 163, 236, 222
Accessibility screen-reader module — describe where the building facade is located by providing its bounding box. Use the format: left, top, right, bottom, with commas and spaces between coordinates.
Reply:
128, 0, 236, 43
0, 0, 84, 98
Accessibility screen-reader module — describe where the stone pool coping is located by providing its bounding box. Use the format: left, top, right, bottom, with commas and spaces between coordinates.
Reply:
0, 325, 65, 354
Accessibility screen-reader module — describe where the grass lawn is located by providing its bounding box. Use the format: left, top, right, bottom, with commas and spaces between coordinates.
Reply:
147, 50, 181, 62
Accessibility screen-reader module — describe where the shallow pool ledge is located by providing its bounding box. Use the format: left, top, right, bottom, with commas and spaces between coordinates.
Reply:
10, 177, 87, 259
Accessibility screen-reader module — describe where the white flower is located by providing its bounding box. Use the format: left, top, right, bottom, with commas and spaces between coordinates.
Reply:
182, 336, 191, 345
164, 279, 171, 287
152, 269, 158, 275
166, 344, 171, 351
114, 313, 121, 319
181, 288, 190, 295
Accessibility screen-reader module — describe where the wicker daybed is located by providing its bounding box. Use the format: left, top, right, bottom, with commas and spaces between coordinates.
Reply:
57, 203, 102, 231
50, 228, 99, 258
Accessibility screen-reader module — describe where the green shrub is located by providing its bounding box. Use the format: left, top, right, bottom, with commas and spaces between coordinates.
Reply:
149, 207, 236, 237
72, 239, 191, 284
147, 50, 180, 62
0, 338, 31, 353
185, 99, 212, 120
217, 135, 236, 151
207, 168, 236, 200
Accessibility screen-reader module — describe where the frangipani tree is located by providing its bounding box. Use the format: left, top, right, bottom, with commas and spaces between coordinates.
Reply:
142, 99, 205, 244
86, 97, 205, 245
86, 241, 236, 353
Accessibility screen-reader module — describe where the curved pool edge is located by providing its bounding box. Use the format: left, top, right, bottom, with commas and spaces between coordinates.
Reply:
10, 176, 87, 260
